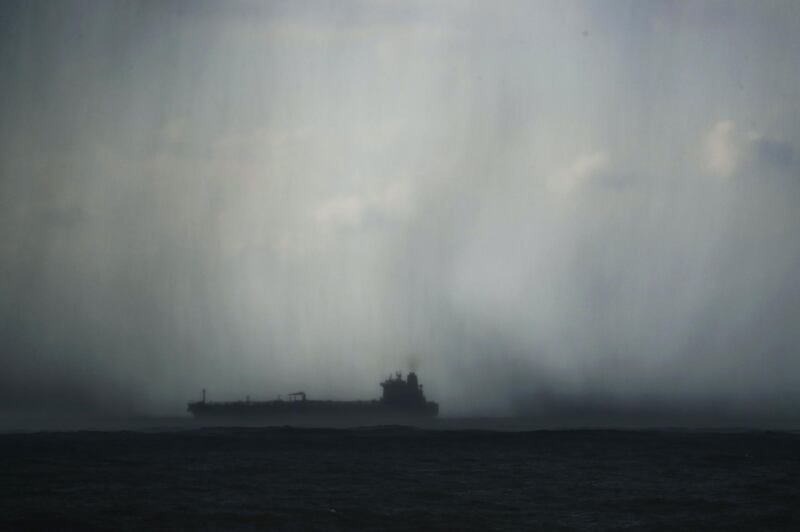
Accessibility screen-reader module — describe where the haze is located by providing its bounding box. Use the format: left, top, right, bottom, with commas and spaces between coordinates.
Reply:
1, 0, 799, 426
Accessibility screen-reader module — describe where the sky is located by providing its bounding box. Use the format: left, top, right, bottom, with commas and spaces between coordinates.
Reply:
1, 0, 799, 424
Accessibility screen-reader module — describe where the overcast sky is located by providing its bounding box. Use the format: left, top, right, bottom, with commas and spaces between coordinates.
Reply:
1, 0, 799, 423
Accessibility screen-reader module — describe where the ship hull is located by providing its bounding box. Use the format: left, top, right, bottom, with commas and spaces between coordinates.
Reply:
188, 399, 438, 425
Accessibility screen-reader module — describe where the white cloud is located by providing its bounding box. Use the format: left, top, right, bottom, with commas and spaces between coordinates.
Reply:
312, 180, 412, 229
547, 150, 610, 195
703, 120, 741, 178
313, 195, 367, 227
702, 120, 798, 180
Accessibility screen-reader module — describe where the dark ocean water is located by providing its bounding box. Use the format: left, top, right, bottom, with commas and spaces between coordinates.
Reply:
1, 426, 799, 531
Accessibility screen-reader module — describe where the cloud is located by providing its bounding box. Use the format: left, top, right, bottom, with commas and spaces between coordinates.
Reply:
703, 120, 741, 178
4, 0, 800, 423
547, 150, 611, 195
703, 120, 798, 180
312, 180, 412, 229
313, 195, 367, 227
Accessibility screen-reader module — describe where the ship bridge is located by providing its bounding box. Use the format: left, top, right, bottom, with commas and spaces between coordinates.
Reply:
380, 372, 427, 406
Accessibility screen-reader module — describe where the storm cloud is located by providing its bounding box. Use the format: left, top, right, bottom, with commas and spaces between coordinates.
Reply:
1, 0, 800, 425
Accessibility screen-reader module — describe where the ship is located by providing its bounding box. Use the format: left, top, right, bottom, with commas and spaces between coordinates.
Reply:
187, 371, 439, 423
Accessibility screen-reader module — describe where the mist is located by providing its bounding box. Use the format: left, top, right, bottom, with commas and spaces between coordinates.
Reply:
1, 0, 799, 424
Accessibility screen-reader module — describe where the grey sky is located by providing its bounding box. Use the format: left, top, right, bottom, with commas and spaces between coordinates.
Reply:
1, 0, 799, 422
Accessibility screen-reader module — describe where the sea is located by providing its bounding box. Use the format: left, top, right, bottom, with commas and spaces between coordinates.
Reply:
1, 423, 799, 530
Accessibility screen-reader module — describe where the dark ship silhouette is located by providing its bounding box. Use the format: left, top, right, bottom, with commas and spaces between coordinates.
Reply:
188, 372, 438, 422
